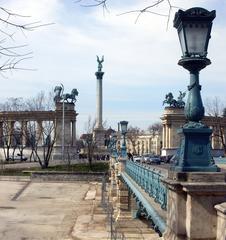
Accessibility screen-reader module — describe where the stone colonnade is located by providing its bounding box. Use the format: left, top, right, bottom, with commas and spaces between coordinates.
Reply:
0, 102, 78, 159
161, 107, 226, 156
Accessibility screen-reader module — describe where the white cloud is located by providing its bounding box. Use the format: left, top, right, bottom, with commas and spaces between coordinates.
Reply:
0, 0, 226, 135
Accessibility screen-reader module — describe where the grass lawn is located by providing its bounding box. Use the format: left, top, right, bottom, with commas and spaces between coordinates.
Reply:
0, 162, 109, 176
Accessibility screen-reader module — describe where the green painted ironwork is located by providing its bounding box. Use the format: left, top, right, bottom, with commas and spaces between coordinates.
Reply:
125, 160, 167, 210
121, 172, 166, 236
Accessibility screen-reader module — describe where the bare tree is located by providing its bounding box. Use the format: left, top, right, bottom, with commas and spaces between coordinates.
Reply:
147, 122, 162, 135
0, 99, 27, 161
81, 116, 97, 169
126, 126, 141, 155
204, 97, 226, 153
0, 91, 56, 166
0, 6, 51, 74
1, 116, 15, 160
205, 97, 224, 118
24, 91, 56, 168
25, 91, 55, 111
26, 120, 57, 169
0, 97, 25, 111
76, 0, 179, 27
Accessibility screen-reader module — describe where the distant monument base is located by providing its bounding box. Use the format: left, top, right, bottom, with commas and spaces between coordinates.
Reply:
93, 128, 107, 149
52, 145, 77, 161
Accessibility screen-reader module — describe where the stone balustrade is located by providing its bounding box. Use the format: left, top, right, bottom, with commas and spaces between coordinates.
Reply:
109, 155, 226, 239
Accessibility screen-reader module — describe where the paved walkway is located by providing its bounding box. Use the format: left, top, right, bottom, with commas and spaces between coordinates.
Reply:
0, 180, 93, 240
0, 179, 160, 240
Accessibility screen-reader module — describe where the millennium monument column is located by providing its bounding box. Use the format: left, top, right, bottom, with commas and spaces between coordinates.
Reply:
95, 55, 104, 129
94, 56, 106, 148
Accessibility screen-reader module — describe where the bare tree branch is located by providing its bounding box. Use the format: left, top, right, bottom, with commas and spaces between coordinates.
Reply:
0, 6, 53, 73
76, 0, 183, 26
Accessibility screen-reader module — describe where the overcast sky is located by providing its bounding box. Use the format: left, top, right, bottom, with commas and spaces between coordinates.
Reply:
1, 0, 226, 135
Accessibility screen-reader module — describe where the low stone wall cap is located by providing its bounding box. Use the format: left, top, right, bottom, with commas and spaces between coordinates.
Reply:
215, 202, 226, 214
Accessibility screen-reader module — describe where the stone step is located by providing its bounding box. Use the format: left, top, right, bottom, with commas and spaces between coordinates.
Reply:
0, 176, 30, 181
118, 227, 155, 234
117, 220, 150, 228
123, 232, 158, 238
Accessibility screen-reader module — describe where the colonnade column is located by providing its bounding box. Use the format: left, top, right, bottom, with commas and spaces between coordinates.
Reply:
10, 121, 15, 145
168, 124, 171, 148
21, 121, 27, 146
0, 122, 3, 146
162, 124, 166, 148
165, 125, 168, 149
71, 120, 76, 147
37, 121, 43, 145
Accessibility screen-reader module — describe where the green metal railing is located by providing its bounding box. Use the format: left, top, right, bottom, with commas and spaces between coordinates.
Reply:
125, 160, 167, 210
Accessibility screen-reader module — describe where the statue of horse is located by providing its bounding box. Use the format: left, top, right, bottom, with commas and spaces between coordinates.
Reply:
62, 89, 79, 103
70, 88, 79, 103
163, 92, 178, 107
54, 85, 79, 104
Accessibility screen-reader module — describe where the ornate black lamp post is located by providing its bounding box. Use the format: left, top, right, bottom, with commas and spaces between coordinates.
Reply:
173, 7, 218, 172
120, 121, 128, 158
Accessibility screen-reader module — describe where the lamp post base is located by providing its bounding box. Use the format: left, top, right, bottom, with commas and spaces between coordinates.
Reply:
172, 122, 219, 172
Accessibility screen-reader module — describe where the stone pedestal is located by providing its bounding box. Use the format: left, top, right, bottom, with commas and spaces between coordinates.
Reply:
173, 124, 219, 172
52, 102, 78, 160
163, 172, 226, 240
93, 128, 106, 150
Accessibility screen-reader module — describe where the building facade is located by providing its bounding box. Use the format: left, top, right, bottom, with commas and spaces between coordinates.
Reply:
126, 132, 162, 156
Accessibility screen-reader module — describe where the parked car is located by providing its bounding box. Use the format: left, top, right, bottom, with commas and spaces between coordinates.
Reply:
133, 156, 142, 163
146, 157, 161, 165
6, 153, 27, 161
142, 154, 152, 163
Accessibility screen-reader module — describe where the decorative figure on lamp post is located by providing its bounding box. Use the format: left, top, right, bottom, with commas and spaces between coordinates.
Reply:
173, 7, 218, 172
120, 121, 128, 158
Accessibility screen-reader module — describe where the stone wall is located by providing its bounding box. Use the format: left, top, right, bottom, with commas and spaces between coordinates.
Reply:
28, 171, 106, 182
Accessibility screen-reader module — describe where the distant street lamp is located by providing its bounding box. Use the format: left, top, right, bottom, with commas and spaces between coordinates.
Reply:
120, 121, 128, 158
173, 7, 218, 172
109, 133, 118, 158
